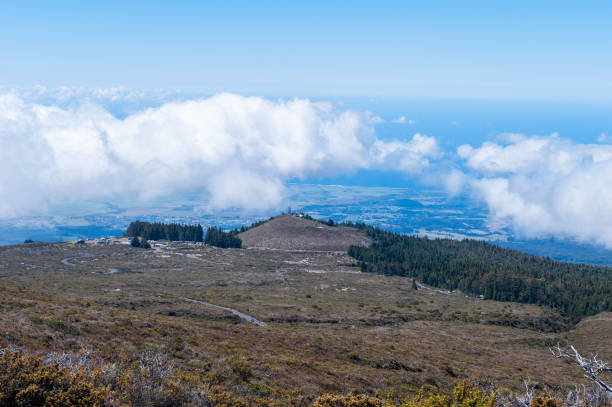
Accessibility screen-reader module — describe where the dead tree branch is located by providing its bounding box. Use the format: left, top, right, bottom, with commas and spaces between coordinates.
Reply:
551, 344, 612, 393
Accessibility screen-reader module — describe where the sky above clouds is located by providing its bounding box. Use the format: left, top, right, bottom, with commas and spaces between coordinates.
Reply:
1, 1, 612, 100
2, 2, 612, 248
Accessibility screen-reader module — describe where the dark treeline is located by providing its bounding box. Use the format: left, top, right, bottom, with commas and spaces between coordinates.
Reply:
204, 227, 242, 248
348, 225, 612, 321
126, 221, 203, 242
126, 221, 243, 248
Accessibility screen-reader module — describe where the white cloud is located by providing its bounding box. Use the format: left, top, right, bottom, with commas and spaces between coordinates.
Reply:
457, 134, 612, 246
597, 132, 612, 143
0, 85, 179, 104
0, 92, 438, 218
390, 115, 415, 125
366, 113, 385, 124
443, 169, 466, 196
371, 134, 439, 173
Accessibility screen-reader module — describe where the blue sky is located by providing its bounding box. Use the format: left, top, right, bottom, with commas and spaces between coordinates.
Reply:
2, 1, 612, 100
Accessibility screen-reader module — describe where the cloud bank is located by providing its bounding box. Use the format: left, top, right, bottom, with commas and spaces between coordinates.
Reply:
8, 87, 610, 249
457, 134, 612, 246
0, 92, 438, 218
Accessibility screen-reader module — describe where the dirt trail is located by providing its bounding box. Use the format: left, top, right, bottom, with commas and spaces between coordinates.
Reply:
61, 255, 93, 266
182, 297, 267, 327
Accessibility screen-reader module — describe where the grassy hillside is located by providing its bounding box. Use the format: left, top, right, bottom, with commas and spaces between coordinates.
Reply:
1, 217, 612, 404
238, 214, 371, 251
1, 237, 610, 405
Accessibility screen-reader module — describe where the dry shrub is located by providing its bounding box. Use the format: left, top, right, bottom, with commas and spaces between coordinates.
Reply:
229, 357, 253, 383
530, 396, 563, 407
312, 392, 385, 407
98, 351, 211, 406
401, 382, 495, 407
0, 349, 108, 406
312, 383, 496, 407
0, 348, 213, 407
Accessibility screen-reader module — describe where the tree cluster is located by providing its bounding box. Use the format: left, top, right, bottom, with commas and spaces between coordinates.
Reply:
130, 236, 151, 249
204, 227, 242, 248
348, 225, 612, 321
126, 221, 203, 242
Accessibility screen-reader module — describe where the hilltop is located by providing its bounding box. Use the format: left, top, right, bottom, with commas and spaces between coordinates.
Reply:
238, 214, 371, 251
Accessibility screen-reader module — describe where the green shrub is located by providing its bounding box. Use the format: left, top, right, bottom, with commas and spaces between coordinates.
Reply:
130, 237, 140, 248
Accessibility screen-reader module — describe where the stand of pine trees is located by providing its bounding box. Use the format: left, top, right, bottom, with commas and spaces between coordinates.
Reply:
126, 221, 203, 242
348, 225, 612, 322
126, 221, 243, 248
204, 227, 242, 248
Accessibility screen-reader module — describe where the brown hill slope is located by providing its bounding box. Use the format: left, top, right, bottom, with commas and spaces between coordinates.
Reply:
0, 240, 605, 402
238, 214, 371, 251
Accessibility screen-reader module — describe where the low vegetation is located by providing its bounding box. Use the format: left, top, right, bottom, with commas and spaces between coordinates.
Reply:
0, 348, 107, 406
238, 214, 370, 251
2, 346, 610, 406
312, 381, 498, 407
2, 215, 612, 405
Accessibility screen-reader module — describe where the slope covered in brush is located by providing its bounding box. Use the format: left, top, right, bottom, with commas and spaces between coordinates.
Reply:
238, 214, 371, 251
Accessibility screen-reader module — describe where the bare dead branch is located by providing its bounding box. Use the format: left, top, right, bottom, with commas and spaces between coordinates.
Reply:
551, 344, 612, 393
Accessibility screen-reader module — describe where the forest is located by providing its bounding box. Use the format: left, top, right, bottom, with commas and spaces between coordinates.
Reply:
126, 221, 243, 248
204, 227, 242, 248
126, 221, 203, 242
348, 225, 612, 321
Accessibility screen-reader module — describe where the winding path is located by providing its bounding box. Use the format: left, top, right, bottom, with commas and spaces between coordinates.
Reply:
61, 253, 99, 266
61, 252, 128, 267
61, 257, 77, 266
182, 297, 267, 327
